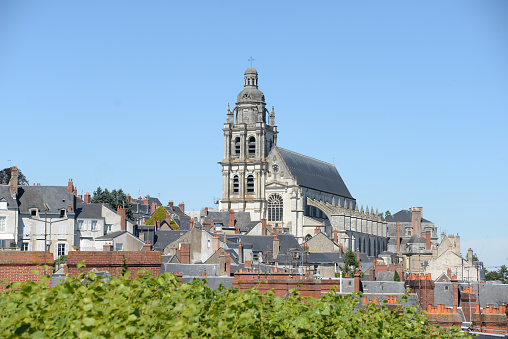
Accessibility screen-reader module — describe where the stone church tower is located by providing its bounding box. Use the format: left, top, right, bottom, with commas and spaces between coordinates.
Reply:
219, 68, 277, 220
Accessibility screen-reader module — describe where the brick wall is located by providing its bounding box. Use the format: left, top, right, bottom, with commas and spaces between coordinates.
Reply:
472, 305, 508, 334
0, 251, 54, 290
405, 273, 434, 309
65, 251, 162, 279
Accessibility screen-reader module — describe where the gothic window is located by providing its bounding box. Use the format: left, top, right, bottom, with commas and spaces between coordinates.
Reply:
246, 175, 254, 194
234, 137, 240, 156
268, 194, 283, 222
248, 136, 256, 156
233, 176, 239, 194
305, 234, 312, 242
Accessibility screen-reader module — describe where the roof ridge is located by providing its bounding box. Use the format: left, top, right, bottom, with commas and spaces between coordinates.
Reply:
277, 147, 335, 167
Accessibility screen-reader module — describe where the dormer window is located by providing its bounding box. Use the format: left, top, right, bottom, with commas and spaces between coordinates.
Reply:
60, 209, 66, 218
30, 208, 38, 218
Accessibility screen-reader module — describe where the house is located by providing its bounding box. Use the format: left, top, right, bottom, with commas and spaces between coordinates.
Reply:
94, 230, 145, 251
0, 184, 18, 249
74, 203, 123, 251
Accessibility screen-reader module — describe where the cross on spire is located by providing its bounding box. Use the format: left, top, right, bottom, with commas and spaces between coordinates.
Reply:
248, 56, 255, 67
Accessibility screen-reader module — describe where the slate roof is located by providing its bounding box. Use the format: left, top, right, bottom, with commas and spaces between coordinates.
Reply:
385, 209, 432, 223
75, 203, 104, 219
17, 186, 76, 215
277, 147, 353, 198
202, 211, 257, 231
0, 186, 17, 208
95, 231, 126, 240
153, 230, 189, 252
304, 252, 343, 264
227, 234, 303, 257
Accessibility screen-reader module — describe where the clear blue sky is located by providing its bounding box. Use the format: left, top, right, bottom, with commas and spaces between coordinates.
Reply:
1, 1, 507, 267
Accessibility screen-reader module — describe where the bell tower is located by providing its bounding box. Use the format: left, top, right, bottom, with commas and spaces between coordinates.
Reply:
220, 68, 277, 220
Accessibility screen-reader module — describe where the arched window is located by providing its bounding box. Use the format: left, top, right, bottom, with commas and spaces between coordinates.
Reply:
248, 136, 255, 156
234, 137, 240, 156
305, 234, 312, 242
246, 175, 254, 194
233, 175, 239, 194
268, 194, 283, 222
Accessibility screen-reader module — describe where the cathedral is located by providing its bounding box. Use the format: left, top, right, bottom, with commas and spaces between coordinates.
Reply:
220, 68, 387, 254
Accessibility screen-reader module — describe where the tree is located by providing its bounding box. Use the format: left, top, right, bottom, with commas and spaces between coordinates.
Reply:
485, 265, 508, 284
472, 252, 479, 262
146, 206, 179, 229
340, 249, 360, 277
0, 167, 29, 186
394, 270, 401, 282
384, 210, 391, 219
90, 187, 134, 221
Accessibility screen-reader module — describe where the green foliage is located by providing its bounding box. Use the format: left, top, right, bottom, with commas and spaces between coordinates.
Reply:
384, 210, 391, 219
0, 271, 470, 338
91, 187, 134, 221
340, 249, 360, 277
0, 167, 29, 186
485, 265, 508, 284
393, 270, 401, 282
472, 252, 479, 262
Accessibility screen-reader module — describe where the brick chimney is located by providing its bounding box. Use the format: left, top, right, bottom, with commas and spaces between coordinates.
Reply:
261, 219, 267, 235
204, 207, 208, 216
354, 271, 361, 292
410, 207, 422, 236
177, 240, 191, 264
151, 201, 157, 214
314, 227, 320, 235
229, 209, 235, 227
189, 218, 194, 229
117, 206, 126, 231
213, 235, 220, 253
142, 196, 149, 205
178, 202, 185, 213
103, 243, 114, 251
447, 268, 452, 278
83, 192, 91, 204
396, 222, 401, 252
467, 248, 473, 265
68, 179, 74, 193
272, 235, 280, 260
235, 228, 240, 235
356, 248, 361, 262
9, 166, 18, 198
73, 187, 77, 197
238, 242, 244, 264
451, 275, 458, 307
142, 241, 152, 252
165, 213, 172, 227
333, 229, 338, 243
424, 230, 431, 250
168, 200, 174, 209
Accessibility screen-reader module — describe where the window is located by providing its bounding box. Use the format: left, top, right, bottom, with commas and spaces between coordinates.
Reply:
233, 175, 239, 194
246, 175, 254, 194
406, 228, 412, 236
115, 243, 124, 251
57, 243, 66, 257
60, 209, 65, 218
0, 216, 5, 231
268, 194, 283, 222
77, 220, 84, 230
22, 243, 29, 251
234, 137, 240, 155
31, 209, 37, 217
91, 220, 97, 231
105, 224, 112, 232
248, 136, 256, 156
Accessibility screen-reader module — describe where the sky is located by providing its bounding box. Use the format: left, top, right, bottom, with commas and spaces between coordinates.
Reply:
1, 1, 507, 266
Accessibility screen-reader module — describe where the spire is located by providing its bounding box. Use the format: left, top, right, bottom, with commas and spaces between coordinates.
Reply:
227, 103, 233, 124
365, 205, 369, 215
269, 106, 275, 126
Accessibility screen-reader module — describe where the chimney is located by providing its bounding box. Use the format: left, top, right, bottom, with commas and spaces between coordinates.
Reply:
143, 196, 149, 205
213, 235, 220, 252
73, 187, 77, 197
225, 252, 231, 276
168, 200, 174, 209
151, 201, 157, 214
189, 218, 194, 229
261, 219, 267, 235
410, 207, 422, 235
356, 248, 361, 262
451, 275, 458, 307
165, 212, 172, 227
178, 202, 185, 213
228, 209, 236, 228
339, 243, 344, 257
447, 268, 452, 278
177, 240, 191, 264
238, 242, 244, 264
78, 194, 82, 200
333, 229, 338, 243
142, 241, 152, 252
314, 227, 320, 234
272, 235, 280, 260
84, 192, 91, 204
117, 206, 126, 231
68, 179, 74, 193
103, 243, 113, 251
396, 222, 401, 252
354, 270, 361, 292
205, 207, 208, 216
245, 260, 252, 268
9, 166, 18, 198
235, 228, 240, 235
467, 248, 473, 265
424, 230, 431, 250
